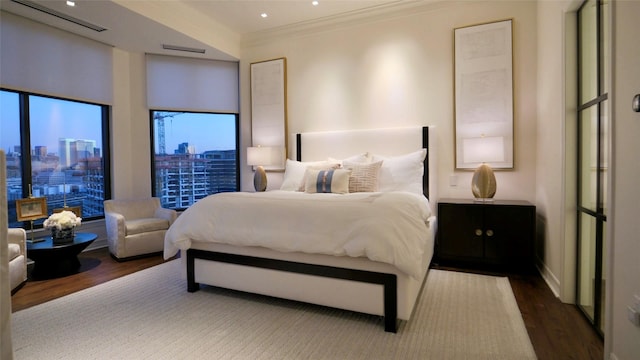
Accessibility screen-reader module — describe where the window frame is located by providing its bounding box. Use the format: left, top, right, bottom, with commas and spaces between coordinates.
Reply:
1, 88, 112, 229
149, 110, 240, 211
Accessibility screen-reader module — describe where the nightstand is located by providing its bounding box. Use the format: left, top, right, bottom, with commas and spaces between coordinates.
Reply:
436, 198, 536, 273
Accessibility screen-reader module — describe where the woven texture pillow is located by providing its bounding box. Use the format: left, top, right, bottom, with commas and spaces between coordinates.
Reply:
304, 168, 351, 194
342, 160, 382, 192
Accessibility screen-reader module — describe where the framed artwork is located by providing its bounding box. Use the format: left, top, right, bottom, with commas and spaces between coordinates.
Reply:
16, 197, 48, 221
454, 19, 514, 170
250, 57, 287, 171
54, 206, 82, 218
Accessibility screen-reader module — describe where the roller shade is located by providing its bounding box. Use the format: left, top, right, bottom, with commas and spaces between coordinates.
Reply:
0, 12, 113, 105
146, 54, 239, 113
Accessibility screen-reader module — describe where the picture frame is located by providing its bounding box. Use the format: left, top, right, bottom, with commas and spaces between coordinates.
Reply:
16, 197, 48, 221
454, 19, 514, 170
250, 57, 287, 171
54, 206, 82, 218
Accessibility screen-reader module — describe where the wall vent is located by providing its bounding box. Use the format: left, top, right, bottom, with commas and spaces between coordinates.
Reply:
162, 44, 206, 54
11, 0, 108, 32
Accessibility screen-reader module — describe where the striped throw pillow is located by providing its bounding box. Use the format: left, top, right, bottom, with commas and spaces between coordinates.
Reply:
304, 168, 351, 194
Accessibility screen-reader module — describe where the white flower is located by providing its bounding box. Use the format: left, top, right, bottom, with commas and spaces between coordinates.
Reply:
43, 210, 82, 230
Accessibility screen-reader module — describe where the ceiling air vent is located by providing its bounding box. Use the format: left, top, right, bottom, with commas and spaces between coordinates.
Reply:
11, 0, 107, 32
162, 44, 206, 54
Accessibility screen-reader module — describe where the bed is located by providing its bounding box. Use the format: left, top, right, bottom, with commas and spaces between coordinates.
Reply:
164, 126, 436, 332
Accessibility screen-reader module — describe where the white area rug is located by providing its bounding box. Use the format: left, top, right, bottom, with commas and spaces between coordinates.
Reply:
11, 260, 536, 359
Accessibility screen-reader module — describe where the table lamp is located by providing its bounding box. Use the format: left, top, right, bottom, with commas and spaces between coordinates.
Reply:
462, 136, 505, 201
247, 146, 280, 192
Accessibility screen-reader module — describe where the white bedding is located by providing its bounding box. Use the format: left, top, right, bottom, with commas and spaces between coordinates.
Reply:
164, 190, 433, 278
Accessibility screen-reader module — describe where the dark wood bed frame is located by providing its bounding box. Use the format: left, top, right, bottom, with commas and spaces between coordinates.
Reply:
186, 126, 430, 333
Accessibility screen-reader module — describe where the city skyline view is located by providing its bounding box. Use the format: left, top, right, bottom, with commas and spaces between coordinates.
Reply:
153, 111, 237, 154
1, 92, 103, 154
2, 90, 239, 227
2, 92, 237, 156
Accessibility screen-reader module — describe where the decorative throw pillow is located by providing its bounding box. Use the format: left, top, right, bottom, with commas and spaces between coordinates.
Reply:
280, 159, 338, 191
342, 160, 383, 193
298, 163, 341, 191
304, 168, 351, 194
370, 149, 427, 194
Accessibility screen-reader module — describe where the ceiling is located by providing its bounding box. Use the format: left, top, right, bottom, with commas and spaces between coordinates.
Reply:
0, 0, 404, 60
182, 0, 400, 35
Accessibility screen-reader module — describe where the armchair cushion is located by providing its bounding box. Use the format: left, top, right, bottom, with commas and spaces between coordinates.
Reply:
7, 228, 27, 293
125, 218, 170, 236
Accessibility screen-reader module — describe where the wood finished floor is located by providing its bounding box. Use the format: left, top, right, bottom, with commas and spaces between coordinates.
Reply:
12, 247, 603, 360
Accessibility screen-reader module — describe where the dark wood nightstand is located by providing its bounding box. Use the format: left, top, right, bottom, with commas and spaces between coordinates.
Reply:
435, 198, 536, 273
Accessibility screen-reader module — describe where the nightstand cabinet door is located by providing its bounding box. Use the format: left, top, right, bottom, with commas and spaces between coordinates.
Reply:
436, 199, 535, 272
437, 203, 484, 259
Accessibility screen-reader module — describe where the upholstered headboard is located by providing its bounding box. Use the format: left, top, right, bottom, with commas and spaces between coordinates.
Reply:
295, 126, 431, 199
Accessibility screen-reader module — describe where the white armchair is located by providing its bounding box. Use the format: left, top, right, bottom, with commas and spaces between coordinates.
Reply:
104, 197, 177, 261
7, 228, 27, 293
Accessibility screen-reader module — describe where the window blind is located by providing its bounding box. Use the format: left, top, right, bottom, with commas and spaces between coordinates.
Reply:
0, 12, 113, 105
146, 54, 239, 113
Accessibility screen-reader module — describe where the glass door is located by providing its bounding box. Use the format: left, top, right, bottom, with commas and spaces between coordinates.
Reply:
576, 0, 609, 336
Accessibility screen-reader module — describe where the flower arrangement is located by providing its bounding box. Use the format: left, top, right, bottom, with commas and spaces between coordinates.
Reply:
43, 210, 82, 230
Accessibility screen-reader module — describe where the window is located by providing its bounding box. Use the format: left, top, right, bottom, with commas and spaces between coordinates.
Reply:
1, 89, 111, 228
150, 111, 238, 210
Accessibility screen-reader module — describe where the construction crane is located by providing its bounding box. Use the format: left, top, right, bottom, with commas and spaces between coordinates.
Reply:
153, 112, 183, 155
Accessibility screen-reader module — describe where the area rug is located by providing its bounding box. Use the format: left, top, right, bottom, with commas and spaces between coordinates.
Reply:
11, 260, 536, 359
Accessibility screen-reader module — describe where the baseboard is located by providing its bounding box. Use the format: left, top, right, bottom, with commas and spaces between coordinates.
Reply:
536, 260, 561, 299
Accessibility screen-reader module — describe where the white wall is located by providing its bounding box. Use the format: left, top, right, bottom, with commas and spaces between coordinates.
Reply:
609, 1, 640, 358
239, 1, 538, 204
111, 50, 152, 199
535, 0, 580, 302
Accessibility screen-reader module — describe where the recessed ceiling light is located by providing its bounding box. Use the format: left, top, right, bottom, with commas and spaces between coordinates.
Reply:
261, 13, 268, 18
66, 0, 75, 6
312, 1, 319, 6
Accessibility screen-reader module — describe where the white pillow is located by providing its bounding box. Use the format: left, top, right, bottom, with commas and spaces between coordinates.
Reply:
327, 152, 371, 166
342, 160, 383, 193
370, 149, 426, 194
280, 159, 340, 191
304, 168, 351, 194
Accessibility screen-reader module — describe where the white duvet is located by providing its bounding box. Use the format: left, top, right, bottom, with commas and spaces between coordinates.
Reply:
164, 190, 432, 278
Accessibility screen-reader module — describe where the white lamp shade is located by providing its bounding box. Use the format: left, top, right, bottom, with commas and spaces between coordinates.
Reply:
462, 136, 505, 164
247, 146, 281, 166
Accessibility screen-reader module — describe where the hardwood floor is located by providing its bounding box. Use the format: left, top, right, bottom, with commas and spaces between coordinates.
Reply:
509, 272, 604, 360
11, 247, 168, 312
12, 247, 603, 359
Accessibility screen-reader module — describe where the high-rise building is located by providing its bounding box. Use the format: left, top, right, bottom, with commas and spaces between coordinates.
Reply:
58, 138, 97, 168
73, 139, 96, 161
34, 146, 47, 158
155, 149, 237, 209
58, 138, 74, 167
175, 142, 195, 155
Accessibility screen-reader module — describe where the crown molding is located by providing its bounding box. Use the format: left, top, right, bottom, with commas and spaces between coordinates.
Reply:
241, 0, 459, 47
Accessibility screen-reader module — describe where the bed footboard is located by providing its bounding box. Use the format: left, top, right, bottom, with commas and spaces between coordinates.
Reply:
186, 248, 398, 332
